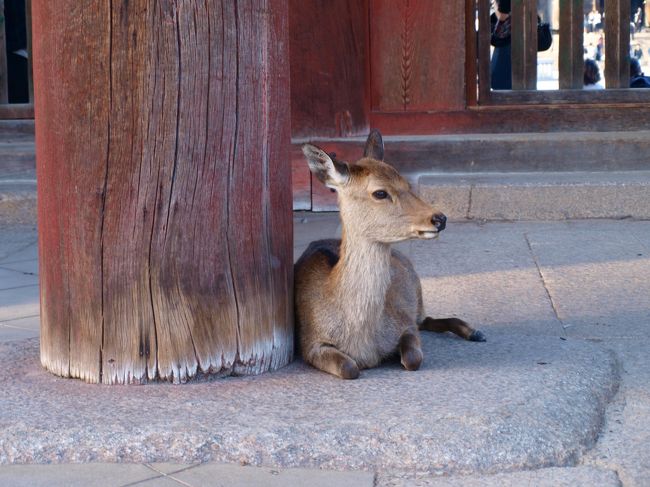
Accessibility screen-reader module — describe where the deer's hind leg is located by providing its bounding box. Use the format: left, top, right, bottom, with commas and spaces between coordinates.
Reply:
419, 317, 487, 342
399, 326, 424, 371
306, 343, 360, 379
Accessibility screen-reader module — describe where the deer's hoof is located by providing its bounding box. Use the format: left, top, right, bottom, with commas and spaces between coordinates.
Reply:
340, 360, 360, 380
469, 330, 487, 342
401, 348, 423, 371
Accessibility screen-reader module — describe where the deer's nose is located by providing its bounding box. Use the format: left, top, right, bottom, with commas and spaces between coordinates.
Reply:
432, 213, 447, 231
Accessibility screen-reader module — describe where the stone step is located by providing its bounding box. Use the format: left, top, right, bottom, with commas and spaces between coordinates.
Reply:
0, 119, 35, 138
0, 142, 36, 180
293, 131, 650, 173
0, 180, 37, 225
419, 170, 650, 221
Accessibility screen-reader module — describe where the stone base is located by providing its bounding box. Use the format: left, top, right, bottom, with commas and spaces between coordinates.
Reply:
0, 334, 619, 474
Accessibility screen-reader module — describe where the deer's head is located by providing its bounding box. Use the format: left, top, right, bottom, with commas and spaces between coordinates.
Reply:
302, 130, 446, 244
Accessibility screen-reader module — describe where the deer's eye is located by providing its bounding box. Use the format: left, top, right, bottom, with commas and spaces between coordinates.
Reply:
372, 190, 389, 200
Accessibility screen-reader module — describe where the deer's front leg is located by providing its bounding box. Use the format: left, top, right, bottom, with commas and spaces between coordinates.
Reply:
306, 343, 360, 379
399, 326, 423, 371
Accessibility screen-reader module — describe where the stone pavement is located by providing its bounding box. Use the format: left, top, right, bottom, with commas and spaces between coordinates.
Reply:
0, 215, 649, 486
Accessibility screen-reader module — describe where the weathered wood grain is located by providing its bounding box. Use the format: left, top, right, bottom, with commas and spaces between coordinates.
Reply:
369, 0, 465, 112
511, 0, 538, 90
33, 0, 292, 384
559, 0, 583, 89
289, 0, 370, 138
605, 1, 631, 89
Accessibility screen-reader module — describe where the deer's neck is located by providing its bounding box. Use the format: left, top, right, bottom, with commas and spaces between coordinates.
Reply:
329, 227, 392, 327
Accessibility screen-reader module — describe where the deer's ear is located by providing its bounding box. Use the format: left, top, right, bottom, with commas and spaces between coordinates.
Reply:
363, 129, 384, 161
302, 144, 350, 189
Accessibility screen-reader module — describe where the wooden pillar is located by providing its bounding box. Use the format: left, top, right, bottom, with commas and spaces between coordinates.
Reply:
511, 0, 538, 90
605, 0, 631, 88
559, 0, 584, 89
32, 0, 293, 384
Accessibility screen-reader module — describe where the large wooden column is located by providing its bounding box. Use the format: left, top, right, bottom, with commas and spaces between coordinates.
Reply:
32, 1, 293, 384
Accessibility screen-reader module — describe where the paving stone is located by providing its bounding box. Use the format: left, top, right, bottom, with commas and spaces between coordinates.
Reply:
0, 335, 618, 475
0, 285, 39, 322
0, 463, 159, 487
0, 267, 39, 290
525, 225, 650, 338
0, 223, 37, 263
377, 466, 620, 487
0, 324, 39, 341
0, 259, 39, 275
409, 222, 561, 336
170, 463, 374, 487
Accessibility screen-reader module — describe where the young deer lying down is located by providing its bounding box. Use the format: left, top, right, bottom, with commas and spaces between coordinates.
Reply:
295, 130, 486, 379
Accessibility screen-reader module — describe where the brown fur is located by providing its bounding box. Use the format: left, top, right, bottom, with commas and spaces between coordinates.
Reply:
296, 131, 485, 379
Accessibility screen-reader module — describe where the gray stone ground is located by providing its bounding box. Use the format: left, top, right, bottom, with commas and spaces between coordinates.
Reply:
0, 215, 649, 486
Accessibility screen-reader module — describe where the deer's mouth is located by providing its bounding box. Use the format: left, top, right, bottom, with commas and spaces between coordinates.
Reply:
417, 230, 439, 239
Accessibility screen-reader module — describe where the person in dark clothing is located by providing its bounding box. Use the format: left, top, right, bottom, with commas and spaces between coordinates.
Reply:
490, 0, 512, 90
3, 0, 29, 103
630, 58, 650, 88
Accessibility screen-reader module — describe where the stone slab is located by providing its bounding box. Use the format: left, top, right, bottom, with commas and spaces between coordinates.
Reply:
0, 335, 618, 475
0, 223, 37, 263
419, 171, 650, 220
169, 463, 374, 487
377, 466, 620, 487
0, 267, 39, 290
0, 463, 159, 487
0, 183, 37, 224
583, 339, 650, 487
0, 285, 40, 321
525, 223, 650, 338
406, 222, 561, 336
0, 323, 39, 341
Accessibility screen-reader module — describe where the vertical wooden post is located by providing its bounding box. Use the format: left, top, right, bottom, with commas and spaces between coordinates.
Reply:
465, 0, 478, 106
605, 0, 630, 88
25, 0, 32, 103
0, 0, 8, 103
558, 0, 583, 89
477, 0, 491, 101
511, 0, 538, 90
32, 0, 293, 384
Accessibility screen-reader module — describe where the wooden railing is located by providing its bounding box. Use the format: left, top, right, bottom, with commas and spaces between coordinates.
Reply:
473, 0, 643, 105
0, 0, 33, 118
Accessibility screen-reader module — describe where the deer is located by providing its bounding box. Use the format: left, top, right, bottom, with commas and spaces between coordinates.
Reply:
295, 130, 486, 379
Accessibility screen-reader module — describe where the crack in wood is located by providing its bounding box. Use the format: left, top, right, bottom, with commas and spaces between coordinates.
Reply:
98, 0, 115, 384
225, 0, 243, 368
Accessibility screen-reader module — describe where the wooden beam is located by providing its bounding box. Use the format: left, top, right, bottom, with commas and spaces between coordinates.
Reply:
0, 0, 8, 103
369, 105, 650, 135
605, 0, 631, 89
511, 0, 538, 90
558, 0, 583, 89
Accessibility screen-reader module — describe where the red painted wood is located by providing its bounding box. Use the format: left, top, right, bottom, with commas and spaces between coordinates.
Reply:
33, 0, 293, 384
289, 0, 370, 138
371, 106, 650, 135
369, 0, 465, 112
